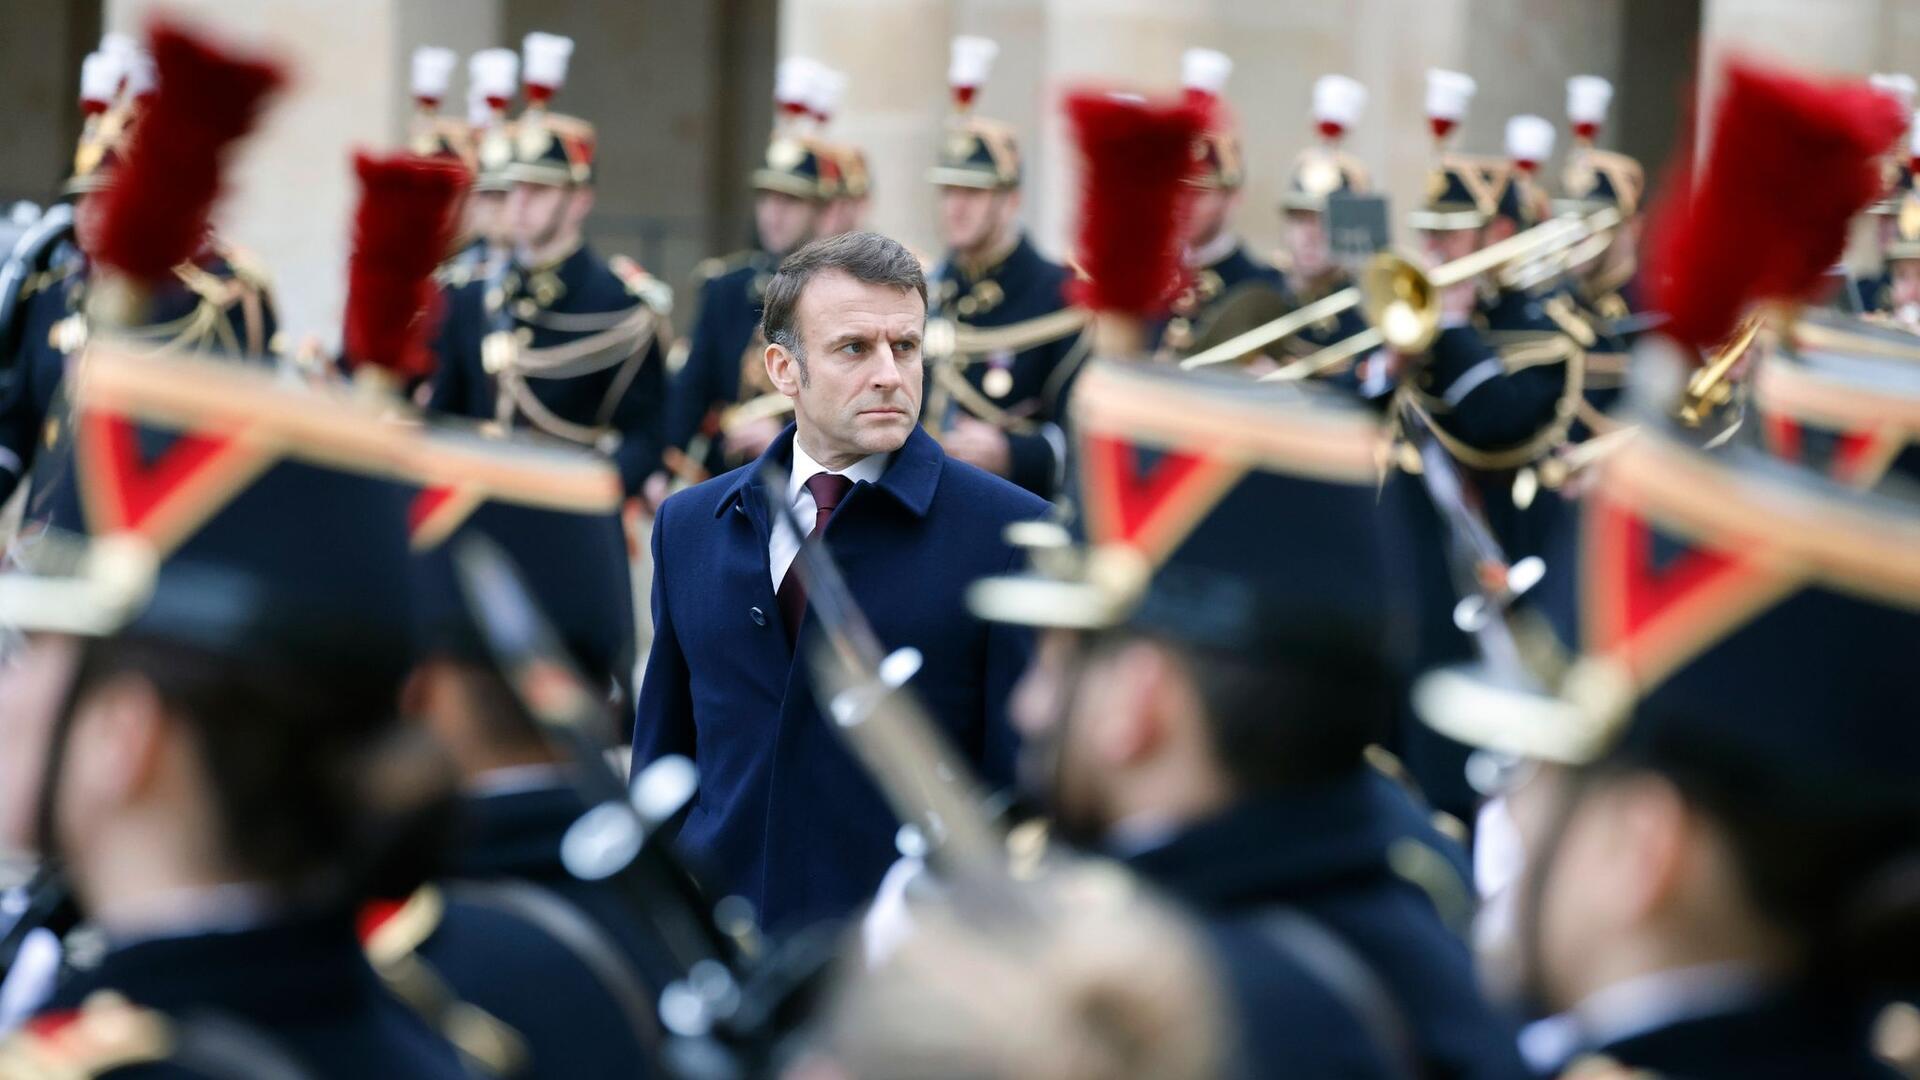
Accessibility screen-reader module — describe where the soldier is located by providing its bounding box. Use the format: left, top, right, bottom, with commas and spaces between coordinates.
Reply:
458, 47, 523, 283
0, 37, 277, 514
428, 32, 670, 499
1559, 75, 1650, 428
1155, 49, 1290, 362
1276, 73, 1374, 377
652, 56, 837, 497
967, 362, 1529, 1080
1847, 73, 1917, 316
1418, 381, 1920, 1080
924, 35, 1085, 500
0, 345, 470, 1077
381, 426, 663, 1078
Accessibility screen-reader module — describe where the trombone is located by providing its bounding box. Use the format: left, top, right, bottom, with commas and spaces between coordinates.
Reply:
1181, 206, 1622, 375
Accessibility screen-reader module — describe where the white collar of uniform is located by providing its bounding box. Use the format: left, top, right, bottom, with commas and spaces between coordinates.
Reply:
1185, 229, 1240, 270
1518, 961, 1772, 1072
471, 762, 571, 797
788, 437, 889, 508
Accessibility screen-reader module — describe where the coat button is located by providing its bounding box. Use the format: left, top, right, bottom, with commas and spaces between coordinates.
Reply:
749, 606, 767, 626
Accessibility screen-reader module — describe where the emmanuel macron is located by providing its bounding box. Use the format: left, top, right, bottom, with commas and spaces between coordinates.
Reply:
631, 231, 1046, 933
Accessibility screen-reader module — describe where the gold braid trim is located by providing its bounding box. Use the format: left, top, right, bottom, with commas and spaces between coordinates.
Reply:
1402, 336, 1586, 471
947, 307, 1091, 358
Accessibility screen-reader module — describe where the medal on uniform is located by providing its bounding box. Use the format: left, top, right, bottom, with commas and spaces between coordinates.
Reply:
983, 348, 1015, 398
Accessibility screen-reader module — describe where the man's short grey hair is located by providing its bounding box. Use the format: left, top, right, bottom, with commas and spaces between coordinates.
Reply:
761, 231, 928, 383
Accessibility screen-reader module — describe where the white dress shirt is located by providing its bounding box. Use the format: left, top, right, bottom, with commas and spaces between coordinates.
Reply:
768, 439, 889, 590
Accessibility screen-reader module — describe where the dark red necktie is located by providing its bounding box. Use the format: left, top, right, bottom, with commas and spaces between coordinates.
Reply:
777, 472, 853, 639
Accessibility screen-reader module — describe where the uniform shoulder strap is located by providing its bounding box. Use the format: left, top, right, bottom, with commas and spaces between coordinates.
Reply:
1241, 906, 1425, 1080
447, 879, 662, 1056
0, 993, 174, 1077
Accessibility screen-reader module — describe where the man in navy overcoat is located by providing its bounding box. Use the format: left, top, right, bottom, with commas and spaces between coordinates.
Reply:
632, 230, 1048, 934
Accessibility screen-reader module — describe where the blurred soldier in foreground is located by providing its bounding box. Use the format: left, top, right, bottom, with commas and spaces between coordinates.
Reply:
924, 36, 1085, 499
1416, 58, 1914, 1080
1154, 49, 1288, 362
0, 34, 277, 514
1845, 73, 1918, 317
794, 874, 1227, 1080
428, 32, 670, 498
655, 57, 839, 493
966, 89, 1527, 1080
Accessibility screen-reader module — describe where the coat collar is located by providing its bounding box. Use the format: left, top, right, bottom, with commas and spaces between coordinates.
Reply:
1121, 768, 1469, 910
716, 422, 944, 520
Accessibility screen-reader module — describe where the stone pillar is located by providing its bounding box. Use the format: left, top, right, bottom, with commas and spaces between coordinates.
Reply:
105, 0, 502, 350
781, 0, 956, 256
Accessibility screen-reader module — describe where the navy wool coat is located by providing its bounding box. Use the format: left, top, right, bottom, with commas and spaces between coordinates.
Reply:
632, 423, 1047, 933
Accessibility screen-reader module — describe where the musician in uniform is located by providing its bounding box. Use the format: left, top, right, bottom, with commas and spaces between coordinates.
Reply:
924, 36, 1085, 500
444, 47, 523, 288
0, 40, 276, 513
1155, 49, 1289, 361
1557, 76, 1652, 430
653, 57, 840, 498
428, 32, 670, 499
0, 347, 468, 1077
1276, 74, 1375, 380
966, 361, 1529, 1080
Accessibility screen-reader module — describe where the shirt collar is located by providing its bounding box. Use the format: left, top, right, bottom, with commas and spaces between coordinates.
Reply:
719, 423, 945, 520
1518, 961, 1773, 1071
788, 437, 889, 507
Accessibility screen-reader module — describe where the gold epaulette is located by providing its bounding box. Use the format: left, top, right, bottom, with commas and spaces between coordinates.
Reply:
210, 240, 273, 294
609, 254, 673, 316
693, 249, 755, 284
1541, 294, 1599, 348
0, 992, 174, 1078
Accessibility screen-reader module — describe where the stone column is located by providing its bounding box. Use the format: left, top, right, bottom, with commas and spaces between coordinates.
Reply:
781, 0, 956, 256
105, 0, 502, 350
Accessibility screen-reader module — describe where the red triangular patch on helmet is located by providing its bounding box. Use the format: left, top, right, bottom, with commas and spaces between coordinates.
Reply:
1079, 431, 1245, 561
1583, 493, 1794, 686
73, 409, 275, 552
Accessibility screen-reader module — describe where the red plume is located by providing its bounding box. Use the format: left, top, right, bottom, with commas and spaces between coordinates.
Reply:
342, 152, 469, 381
1645, 58, 1906, 352
94, 21, 285, 284
1064, 90, 1206, 316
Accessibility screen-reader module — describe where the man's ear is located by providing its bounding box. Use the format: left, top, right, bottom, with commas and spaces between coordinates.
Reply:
766, 338, 803, 397
66, 674, 170, 813
1608, 772, 1695, 924
1091, 640, 1175, 767
567, 186, 597, 228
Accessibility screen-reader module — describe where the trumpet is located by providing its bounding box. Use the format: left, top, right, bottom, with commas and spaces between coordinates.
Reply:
1186, 207, 1622, 375
1677, 311, 1766, 427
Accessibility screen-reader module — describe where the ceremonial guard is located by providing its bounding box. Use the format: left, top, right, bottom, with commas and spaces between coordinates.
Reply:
1559, 75, 1650, 427
1154, 49, 1290, 361
1845, 73, 1918, 315
961, 88, 1526, 1079
0, 37, 277, 512
924, 36, 1086, 500
455, 47, 523, 284
655, 57, 838, 494
1277, 74, 1375, 373
428, 32, 669, 498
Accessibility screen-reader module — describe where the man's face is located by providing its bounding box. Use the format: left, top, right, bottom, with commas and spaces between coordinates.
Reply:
0, 634, 81, 856
467, 189, 510, 247
779, 270, 924, 462
938, 187, 1009, 254
508, 182, 573, 252
1420, 225, 1481, 267
1891, 260, 1920, 309
1179, 187, 1234, 250
1283, 210, 1330, 279
756, 191, 818, 257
